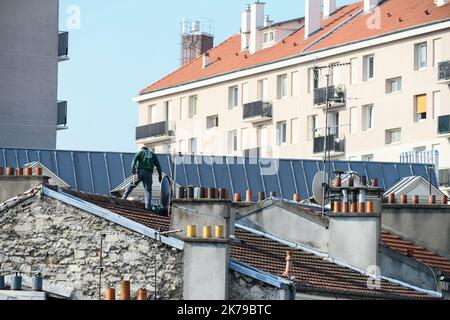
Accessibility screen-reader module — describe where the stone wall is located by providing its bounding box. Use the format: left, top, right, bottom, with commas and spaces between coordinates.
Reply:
229, 271, 290, 300
0, 194, 183, 300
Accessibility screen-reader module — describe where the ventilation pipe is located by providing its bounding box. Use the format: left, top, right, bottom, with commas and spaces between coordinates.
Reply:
250, 1, 265, 54
323, 0, 337, 19
435, 0, 449, 7
241, 5, 251, 51
364, 0, 380, 13
305, 0, 321, 39
202, 52, 210, 69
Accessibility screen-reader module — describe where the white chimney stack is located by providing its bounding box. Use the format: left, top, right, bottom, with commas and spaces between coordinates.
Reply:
323, 0, 337, 19
434, 0, 449, 7
202, 52, 210, 69
364, 0, 380, 13
305, 0, 322, 39
241, 5, 251, 51
250, 1, 265, 54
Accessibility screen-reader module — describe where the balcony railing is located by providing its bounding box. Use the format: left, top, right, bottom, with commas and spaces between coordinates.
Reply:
438, 60, 450, 83
438, 115, 450, 135
57, 100, 68, 129
313, 85, 346, 106
243, 101, 273, 121
58, 31, 69, 59
313, 134, 345, 154
136, 121, 173, 141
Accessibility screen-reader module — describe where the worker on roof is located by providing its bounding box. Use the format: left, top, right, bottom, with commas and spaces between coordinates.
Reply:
122, 147, 163, 211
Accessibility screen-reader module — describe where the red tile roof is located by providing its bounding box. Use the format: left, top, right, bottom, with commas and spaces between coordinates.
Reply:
232, 228, 435, 299
381, 231, 450, 275
139, 0, 450, 95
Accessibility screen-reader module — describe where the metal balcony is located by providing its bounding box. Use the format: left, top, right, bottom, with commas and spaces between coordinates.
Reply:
57, 100, 68, 130
243, 101, 273, 123
313, 85, 346, 108
438, 115, 450, 136
438, 60, 450, 84
58, 31, 69, 61
136, 121, 174, 143
313, 134, 345, 155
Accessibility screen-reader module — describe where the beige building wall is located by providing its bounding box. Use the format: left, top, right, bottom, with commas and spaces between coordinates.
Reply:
136, 27, 450, 170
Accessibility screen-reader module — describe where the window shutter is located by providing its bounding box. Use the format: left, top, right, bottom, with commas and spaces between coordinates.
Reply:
417, 95, 427, 114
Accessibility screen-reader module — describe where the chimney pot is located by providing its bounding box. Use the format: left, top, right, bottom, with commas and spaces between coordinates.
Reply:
203, 226, 213, 239
246, 190, 253, 203
429, 195, 436, 205
207, 188, 217, 199
215, 225, 224, 239
342, 202, 350, 213
202, 53, 210, 69
0, 167, 3, 176
333, 201, 342, 213
137, 288, 148, 301
34, 167, 43, 176
6, 167, 14, 176
358, 202, 366, 213
120, 280, 131, 301
270, 192, 277, 198
388, 193, 396, 204
16, 168, 24, 176
105, 288, 116, 300
367, 201, 374, 214
187, 225, 197, 238
282, 251, 294, 277
24, 167, 32, 176
412, 195, 419, 205
258, 192, 266, 202
400, 195, 408, 204
293, 194, 301, 202
442, 195, 448, 205
234, 193, 242, 202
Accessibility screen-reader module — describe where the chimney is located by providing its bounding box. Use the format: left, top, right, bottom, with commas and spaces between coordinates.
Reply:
328, 208, 380, 271
0, 170, 50, 203
171, 189, 233, 300
202, 52, 210, 69
305, 0, 322, 39
241, 5, 251, 51
323, 0, 337, 19
364, 0, 380, 13
282, 251, 294, 278
181, 18, 214, 66
249, 1, 265, 54
435, 0, 449, 6
264, 16, 273, 27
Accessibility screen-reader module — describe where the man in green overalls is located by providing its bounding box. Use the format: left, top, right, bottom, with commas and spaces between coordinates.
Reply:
122, 147, 163, 211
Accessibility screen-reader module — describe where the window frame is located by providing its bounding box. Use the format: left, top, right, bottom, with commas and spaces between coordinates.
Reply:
277, 121, 287, 146
228, 85, 239, 109
277, 74, 288, 99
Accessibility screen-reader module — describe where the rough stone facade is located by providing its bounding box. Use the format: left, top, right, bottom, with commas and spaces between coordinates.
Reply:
229, 271, 289, 300
0, 194, 183, 300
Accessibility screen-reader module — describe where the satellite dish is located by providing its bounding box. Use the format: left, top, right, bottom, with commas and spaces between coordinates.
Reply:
160, 176, 172, 210
312, 171, 329, 207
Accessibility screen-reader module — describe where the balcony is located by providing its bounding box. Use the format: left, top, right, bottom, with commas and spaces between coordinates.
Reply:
438, 115, 450, 137
313, 85, 346, 108
136, 121, 174, 144
57, 101, 68, 130
58, 31, 69, 61
313, 134, 345, 157
438, 60, 450, 84
243, 101, 273, 123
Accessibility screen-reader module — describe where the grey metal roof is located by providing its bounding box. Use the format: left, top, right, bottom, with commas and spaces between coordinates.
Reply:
0, 148, 438, 200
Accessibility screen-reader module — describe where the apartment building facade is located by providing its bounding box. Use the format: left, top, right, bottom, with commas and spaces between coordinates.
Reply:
0, 0, 68, 149
133, 0, 450, 170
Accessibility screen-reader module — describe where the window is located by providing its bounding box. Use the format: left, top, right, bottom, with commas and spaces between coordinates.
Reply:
258, 79, 268, 101
277, 74, 288, 99
328, 112, 339, 136
242, 83, 249, 105
180, 97, 188, 120
189, 138, 197, 154
228, 130, 238, 153
362, 154, 374, 162
433, 38, 442, 67
189, 95, 198, 118
329, 63, 341, 86
309, 68, 319, 92
413, 146, 426, 153
149, 105, 158, 124
415, 42, 427, 70
291, 118, 299, 144
350, 107, 358, 134
308, 115, 317, 140
415, 94, 427, 121
164, 100, 173, 122
291, 71, 300, 97
263, 31, 274, 44
228, 86, 239, 109
206, 115, 219, 129
363, 54, 375, 81
277, 121, 287, 145
433, 91, 441, 119
362, 105, 374, 131
350, 58, 358, 84
386, 128, 401, 145
386, 77, 402, 93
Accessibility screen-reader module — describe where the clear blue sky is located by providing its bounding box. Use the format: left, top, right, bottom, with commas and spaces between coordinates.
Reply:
57, 0, 357, 153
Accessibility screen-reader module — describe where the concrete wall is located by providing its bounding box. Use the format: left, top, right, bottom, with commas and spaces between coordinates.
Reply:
0, 195, 183, 300
378, 245, 437, 292
237, 202, 330, 252
382, 205, 450, 258
183, 241, 229, 300
229, 271, 291, 300
0, 0, 59, 149
329, 214, 380, 271
0, 176, 50, 204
